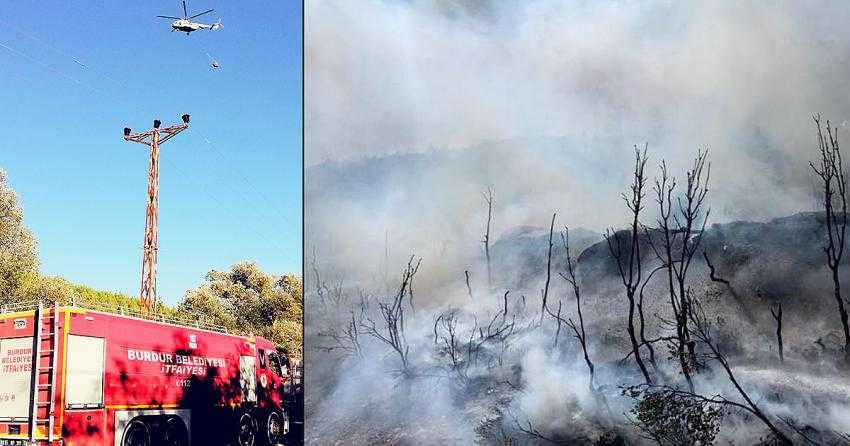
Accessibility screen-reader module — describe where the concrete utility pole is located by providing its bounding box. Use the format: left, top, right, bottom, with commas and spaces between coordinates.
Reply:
123, 114, 190, 312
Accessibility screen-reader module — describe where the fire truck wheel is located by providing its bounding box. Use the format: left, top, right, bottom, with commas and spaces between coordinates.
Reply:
262, 410, 285, 445
163, 416, 189, 446
237, 412, 258, 446
123, 419, 152, 446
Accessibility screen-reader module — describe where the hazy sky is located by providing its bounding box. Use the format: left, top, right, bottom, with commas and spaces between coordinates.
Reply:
306, 0, 850, 282
308, 1, 850, 167
1, 1, 302, 303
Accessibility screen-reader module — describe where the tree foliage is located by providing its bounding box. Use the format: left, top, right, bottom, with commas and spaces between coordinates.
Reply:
0, 168, 38, 304
625, 384, 723, 446
179, 262, 303, 358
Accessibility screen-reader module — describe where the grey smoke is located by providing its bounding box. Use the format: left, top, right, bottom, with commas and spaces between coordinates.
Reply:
307, 0, 850, 279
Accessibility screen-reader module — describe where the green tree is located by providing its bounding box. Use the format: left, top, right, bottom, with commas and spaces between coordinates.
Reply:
0, 168, 38, 304
179, 262, 303, 358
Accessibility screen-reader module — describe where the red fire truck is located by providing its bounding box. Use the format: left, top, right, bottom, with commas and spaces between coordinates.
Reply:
0, 301, 296, 446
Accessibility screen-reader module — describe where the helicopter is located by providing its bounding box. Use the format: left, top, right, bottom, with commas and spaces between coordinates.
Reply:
157, 1, 222, 35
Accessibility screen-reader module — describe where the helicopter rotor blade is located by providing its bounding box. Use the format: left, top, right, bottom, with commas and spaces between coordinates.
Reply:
182, 0, 188, 18
157, 15, 181, 19
189, 8, 214, 19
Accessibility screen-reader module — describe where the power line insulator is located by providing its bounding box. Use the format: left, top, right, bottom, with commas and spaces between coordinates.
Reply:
181, 114, 190, 124
124, 127, 132, 136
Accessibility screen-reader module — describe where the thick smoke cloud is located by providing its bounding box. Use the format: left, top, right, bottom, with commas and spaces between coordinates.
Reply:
307, 0, 850, 219
307, 0, 850, 287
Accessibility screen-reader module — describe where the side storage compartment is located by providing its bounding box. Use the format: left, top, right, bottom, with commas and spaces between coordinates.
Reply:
62, 335, 106, 444
0, 336, 34, 423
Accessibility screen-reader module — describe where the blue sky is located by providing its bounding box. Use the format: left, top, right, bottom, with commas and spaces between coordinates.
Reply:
0, 1, 302, 304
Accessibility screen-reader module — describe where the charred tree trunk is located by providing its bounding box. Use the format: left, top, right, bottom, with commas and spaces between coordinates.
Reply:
650, 160, 693, 391
647, 151, 710, 391
771, 303, 784, 364
540, 213, 555, 324
560, 227, 596, 390
810, 114, 850, 363
606, 146, 652, 384
483, 187, 494, 290
464, 270, 473, 301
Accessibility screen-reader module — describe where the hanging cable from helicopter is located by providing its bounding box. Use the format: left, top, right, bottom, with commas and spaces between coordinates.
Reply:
157, 1, 223, 70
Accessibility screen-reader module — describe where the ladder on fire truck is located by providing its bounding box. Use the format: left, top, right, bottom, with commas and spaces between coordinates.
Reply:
28, 303, 59, 442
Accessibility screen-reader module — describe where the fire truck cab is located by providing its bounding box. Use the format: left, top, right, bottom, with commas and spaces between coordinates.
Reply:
0, 301, 294, 446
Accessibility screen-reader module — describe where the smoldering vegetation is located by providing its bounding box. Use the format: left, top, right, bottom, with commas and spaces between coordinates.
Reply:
306, 127, 850, 445
305, 1, 850, 444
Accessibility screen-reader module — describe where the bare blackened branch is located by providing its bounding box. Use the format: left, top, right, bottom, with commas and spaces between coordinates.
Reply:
810, 114, 850, 362
555, 226, 596, 390
465, 270, 473, 301
703, 250, 754, 323
605, 145, 652, 384
553, 300, 563, 349
637, 263, 662, 371
647, 150, 711, 391
540, 213, 556, 323
316, 311, 364, 358
703, 251, 729, 286
483, 187, 494, 289
362, 255, 422, 373
771, 302, 784, 364
434, 309, 468, 382
684, 292, 792, 445
435, 304, 518, 381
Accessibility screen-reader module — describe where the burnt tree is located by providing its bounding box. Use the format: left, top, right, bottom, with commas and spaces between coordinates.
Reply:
810, 114, 850, 363
435, 306, 517, 381
362, 255, 422, 373
647, 151, 710, 392
540, 213, 556, 323
433, 310, 467, 382
316, 311, 364, 359
558, 227, 596, 390
483, 187, 494, 289
770, 302, 784, 364
464, 270, 473, 301
606, 145, 653, 384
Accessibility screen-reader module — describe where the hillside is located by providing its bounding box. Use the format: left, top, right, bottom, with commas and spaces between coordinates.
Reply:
487, 212, 847, 360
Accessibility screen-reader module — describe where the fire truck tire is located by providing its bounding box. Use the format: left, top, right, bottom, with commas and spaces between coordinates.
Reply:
261, 410, 285, 445
163, 416, 189, 446
236, 412, 258, 446
122, 419, 152, 446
